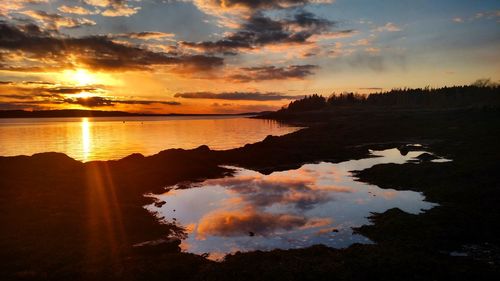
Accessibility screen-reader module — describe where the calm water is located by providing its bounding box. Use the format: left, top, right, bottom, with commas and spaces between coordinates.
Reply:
146, 148, 449, 260
0, 116, 300, 161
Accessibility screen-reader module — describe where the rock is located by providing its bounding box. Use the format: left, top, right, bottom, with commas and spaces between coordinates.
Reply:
417, 152, 438, 162
154, 200, 166, 207
263, 135, 275, 142
397, 145, 409, 156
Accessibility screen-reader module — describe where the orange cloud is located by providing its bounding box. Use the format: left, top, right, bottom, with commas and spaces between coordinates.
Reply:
58, 5, 98, 15
196, 208, 327, 239
20, 10, 96, 29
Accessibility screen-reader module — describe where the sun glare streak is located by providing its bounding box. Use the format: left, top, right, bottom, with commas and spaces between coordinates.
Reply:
84, 162, 127, 269
81, 118, 91, 161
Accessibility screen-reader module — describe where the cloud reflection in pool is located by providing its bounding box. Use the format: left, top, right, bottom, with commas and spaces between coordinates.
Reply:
146, 148, 447, 260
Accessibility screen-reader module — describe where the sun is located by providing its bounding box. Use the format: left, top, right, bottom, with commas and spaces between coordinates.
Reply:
59, 68, 121, 87
63, 69, 96, 86
73, 69, 94, 85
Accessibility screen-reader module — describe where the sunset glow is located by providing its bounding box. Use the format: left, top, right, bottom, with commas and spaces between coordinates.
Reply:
0, 0, 498, 114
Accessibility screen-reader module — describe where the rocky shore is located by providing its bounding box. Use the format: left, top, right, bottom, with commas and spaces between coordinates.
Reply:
1, 107, 499, 280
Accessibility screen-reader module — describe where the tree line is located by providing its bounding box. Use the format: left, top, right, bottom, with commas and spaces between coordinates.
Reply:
281, 79, 500, 113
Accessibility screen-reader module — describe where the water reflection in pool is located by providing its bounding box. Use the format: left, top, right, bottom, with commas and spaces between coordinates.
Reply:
146, 148, 448, 260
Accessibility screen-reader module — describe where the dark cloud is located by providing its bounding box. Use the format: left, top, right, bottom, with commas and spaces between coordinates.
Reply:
110, 31, 175, 40
230, 64, 318, 82
64, 96, 113, 107
64, 97, 181, 107
113, 100, 181, 106
174, 91, 301, 101
0, 21, 223, 72
0, 102, 43, 110
1, 96, 182, 108
0, 94, 35, 100
46, 87, 99, 94
206, 175, 344, 210
0, 81, 101, 96
181, 11, 338, 54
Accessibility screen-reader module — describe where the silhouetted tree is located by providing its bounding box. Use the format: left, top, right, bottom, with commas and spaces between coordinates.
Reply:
282, 94, 327, 112
278, 81, 499, 113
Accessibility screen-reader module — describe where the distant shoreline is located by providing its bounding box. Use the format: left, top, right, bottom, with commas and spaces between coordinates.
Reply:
0, 109, 269, 119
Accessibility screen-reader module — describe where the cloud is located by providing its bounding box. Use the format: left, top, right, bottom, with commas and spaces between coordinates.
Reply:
111, 31, 175, 40
364, 47, 380, 54
84, 0, 115, 7
84, 0, 140, 17
0, 102, 44, 110
64, 96, 113, 107
350, 38, 371, 47
20, 10, 96, 29
453, 10, 500, 24
64, 96, 182, 107
310, 29, 356, 41
181, 11, 338, 54
0, 81, 105, 109
45, 86, 99, 94
230, 64, 318, 82
0, 21, 224, 72
0, 80, 100, 96
358, 87, 383, 91
101, 5, 140, 17
204, 172, 351, 210
174, 91, 302, 101
192, 0, 334, 16
474, 10, 500, 20
113, 99, 181, 106
345, 52, 406, 72
0, 0, 49, 14
374, 22, 401, 32
57, 5, 97, 15
0, 80, 181, 108
196, 209, 327, 238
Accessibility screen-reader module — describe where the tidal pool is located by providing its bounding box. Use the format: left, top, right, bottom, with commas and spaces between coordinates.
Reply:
146, 148, 449, 260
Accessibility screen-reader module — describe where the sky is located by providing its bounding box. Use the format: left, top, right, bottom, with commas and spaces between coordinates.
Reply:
0, 0, 498, 113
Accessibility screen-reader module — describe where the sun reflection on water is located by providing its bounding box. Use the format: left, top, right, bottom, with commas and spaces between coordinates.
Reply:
81, 118, 91, 161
